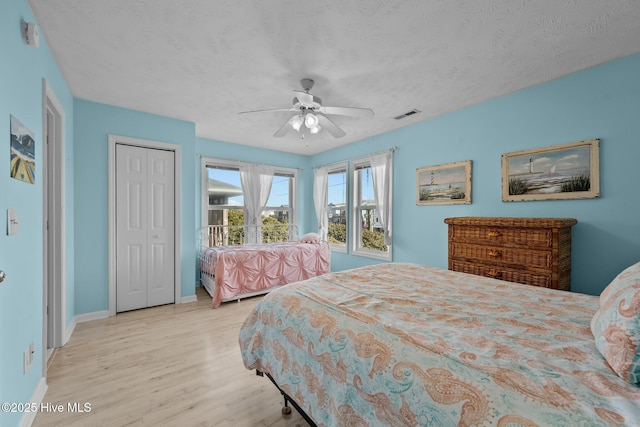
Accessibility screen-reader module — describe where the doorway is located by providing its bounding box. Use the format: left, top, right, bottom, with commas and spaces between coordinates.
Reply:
108, 135, 182, 315
115, 144, 175, 311
42, 79, 66, 369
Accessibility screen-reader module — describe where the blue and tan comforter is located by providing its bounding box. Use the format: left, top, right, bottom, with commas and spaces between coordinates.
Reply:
239, 263, 640, 426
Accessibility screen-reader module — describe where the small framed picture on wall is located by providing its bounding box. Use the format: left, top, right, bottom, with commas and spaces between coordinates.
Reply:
10, 115, 36, 184
416, 160, 472, 205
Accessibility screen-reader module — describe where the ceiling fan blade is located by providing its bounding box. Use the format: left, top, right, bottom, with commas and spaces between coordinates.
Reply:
273, 117, 294, 137
238, 107, 297, 115
293, 91, 315, 107
319, 106, 374, 118
317, 114, 346, 138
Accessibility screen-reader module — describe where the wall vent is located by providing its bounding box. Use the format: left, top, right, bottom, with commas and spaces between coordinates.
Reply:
393, 109, 421, 120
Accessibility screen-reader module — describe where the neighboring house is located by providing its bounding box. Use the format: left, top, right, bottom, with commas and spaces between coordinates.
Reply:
328, 203, 346, 224
206, 178, 243, 226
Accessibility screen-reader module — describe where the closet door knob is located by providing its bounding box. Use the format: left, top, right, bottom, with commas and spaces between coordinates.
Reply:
0, 270, 6, 283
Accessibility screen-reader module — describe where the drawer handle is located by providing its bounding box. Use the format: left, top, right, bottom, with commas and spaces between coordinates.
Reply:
487, 269, 502, 278
487, 249, 502, 257
487, 231, 501, 237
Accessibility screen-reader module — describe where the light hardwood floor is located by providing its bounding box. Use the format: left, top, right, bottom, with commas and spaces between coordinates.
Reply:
34, 287, 308, 427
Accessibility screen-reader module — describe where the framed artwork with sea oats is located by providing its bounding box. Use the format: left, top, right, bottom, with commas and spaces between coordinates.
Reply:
502, 139, 599, 202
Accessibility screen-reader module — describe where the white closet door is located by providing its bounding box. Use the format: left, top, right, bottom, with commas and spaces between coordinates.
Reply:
116, 144, 175, 312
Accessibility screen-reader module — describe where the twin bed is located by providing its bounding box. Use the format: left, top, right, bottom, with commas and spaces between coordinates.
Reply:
198, 226, 331, 308
239, 261, 640, 426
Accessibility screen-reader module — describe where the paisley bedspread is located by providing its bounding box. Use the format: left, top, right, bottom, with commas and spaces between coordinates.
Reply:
239, 262, 640, 426
202, 241, 331, 308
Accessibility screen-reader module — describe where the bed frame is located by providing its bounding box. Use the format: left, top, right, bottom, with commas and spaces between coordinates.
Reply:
257, 370, 317, 426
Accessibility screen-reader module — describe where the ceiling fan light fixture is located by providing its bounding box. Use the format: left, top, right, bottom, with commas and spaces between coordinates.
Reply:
290, 115, 303, 131
240, 78, 372, 140
304, 113, 319, 129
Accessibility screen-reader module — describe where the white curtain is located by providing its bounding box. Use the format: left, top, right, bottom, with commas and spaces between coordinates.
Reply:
239, 164, 273, 244
370, 150, 393, 245
313, 166, 329, 241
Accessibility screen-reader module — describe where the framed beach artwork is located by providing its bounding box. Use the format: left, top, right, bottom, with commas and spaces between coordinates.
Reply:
10, 115, 36, 184
416, 160, 472, 205
502, 139, 599, 202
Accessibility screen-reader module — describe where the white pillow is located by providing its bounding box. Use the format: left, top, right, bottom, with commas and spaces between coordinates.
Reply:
299, 232, 320, 243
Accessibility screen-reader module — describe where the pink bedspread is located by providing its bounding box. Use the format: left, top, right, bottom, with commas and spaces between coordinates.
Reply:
201, 242, 330, 308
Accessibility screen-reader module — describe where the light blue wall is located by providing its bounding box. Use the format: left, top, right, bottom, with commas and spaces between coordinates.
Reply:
73, 100, 197, 313
311, 53, 640, 296
0, 1, 74, 425
2, 1, 639, 421
194, 138, 313, 234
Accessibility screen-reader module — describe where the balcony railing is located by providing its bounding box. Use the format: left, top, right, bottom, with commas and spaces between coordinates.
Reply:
200, 224, 299, 247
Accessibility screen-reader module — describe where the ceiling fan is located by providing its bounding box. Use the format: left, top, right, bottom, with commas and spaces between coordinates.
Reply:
238, 78, 374, 139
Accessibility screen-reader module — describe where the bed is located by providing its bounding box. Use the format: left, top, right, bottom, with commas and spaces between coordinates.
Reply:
239, 262, 640, 426
199, 225, 331, 308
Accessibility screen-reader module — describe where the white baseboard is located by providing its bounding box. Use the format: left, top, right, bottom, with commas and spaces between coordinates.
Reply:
180, 295, 198, 304
20, 377, 47, 427
64, 317, 77, 345
74, 310, 110, 324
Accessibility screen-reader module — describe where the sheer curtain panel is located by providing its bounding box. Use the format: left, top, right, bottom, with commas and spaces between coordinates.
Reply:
369, 150, 393, 245
313, 166, 329, 241
240, 164, 274, 243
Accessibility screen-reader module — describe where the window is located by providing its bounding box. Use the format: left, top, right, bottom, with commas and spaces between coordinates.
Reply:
264, 171, 294, 226
206, 165, 245, 243
202, 158, 296, 244
352, 154, 393, 260
316, 151, 393, 259
327, 164, 348, 252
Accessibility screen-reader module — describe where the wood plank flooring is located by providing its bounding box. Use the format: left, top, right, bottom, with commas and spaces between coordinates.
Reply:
33, 287, 308, 427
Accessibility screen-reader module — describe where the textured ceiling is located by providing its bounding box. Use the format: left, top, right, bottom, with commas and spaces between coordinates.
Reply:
29, 0, 640, 155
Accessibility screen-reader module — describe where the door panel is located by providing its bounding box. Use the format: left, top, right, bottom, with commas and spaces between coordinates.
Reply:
126, 244, 144, 292
146, 149, 174, 307
116, 145, 148, 312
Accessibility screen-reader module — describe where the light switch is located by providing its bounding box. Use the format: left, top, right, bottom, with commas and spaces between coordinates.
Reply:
7, 208, 19, 235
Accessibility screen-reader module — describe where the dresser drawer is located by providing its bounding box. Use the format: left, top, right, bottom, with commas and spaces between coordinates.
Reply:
449, 225, 553, 248
450, 260, 553, 288
449, 243, 552, 269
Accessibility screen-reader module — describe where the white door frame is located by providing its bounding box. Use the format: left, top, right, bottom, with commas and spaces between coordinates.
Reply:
41, 79, 66, 372
108, 134, 182, 316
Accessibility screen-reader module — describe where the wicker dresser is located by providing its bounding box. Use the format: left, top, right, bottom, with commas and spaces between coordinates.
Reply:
444, 217, 577, 291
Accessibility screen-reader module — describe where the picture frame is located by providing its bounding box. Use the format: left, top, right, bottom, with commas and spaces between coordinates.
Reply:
502, 138, 599, 202
10, 115, 36, 184
416, 160, 471, 205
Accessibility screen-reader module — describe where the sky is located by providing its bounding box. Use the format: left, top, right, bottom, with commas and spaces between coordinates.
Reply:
507, 145, 591, 176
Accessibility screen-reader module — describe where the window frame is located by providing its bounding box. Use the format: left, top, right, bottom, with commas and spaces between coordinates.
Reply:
326, 162, 348, 253
351, 158, 393, 261
201, 157, 298, 240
